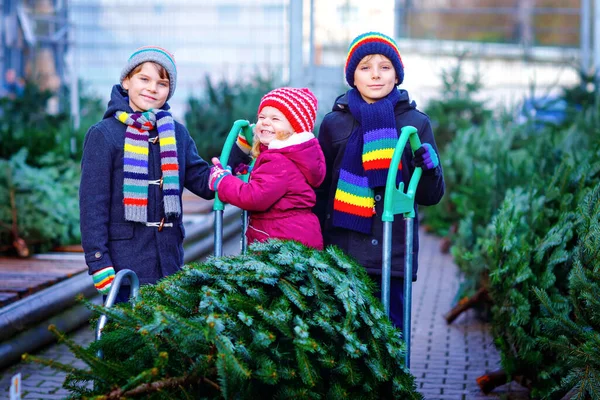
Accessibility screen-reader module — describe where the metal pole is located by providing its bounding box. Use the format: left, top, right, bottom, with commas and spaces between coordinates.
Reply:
95, 269, 140, 358
241, 210, 248, 254
517, 0, 534, 56
594, 0, 600, 79
381, 222, 393, 315
0, 1, 4, 83
68, 0, 80, 156
289, 0, 303, 87
394, 0, 404, 39
214, 210, 223, 256
582, 0, 591, 73
403, 216, 414, 369
308, 0, 314, 85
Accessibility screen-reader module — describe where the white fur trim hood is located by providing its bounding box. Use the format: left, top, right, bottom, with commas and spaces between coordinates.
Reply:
268, 131, 315, 150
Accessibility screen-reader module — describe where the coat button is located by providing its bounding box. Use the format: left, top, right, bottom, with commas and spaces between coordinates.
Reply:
94, 251, 101, 259
371, 239, 378, 246
326, 213, 331, 219
375, 195, 381, 201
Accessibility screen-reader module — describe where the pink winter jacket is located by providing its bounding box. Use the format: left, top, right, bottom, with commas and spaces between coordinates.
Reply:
217, 132, 326, 249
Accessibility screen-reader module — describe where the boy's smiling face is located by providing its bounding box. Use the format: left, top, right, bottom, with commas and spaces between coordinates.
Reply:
255, 106, 294, 145
353, 54, 398, 103
122, 62, 170, 111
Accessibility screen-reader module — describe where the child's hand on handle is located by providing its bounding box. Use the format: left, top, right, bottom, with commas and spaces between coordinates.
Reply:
412, 143, 439, 171
92, 266, 115, 295
209, 157, 232, 191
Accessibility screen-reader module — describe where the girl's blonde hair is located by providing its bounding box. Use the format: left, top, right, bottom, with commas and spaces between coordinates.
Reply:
251, 131, 293, 158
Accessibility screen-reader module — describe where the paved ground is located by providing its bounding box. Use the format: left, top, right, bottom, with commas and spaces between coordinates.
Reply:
0, 231, 530, 400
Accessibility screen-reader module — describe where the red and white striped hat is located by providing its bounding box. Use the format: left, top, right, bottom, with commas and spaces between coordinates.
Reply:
258, 87, 318, 133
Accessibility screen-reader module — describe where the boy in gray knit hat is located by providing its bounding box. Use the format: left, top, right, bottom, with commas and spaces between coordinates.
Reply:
80, 45, 214, 304
120, 46, 177, 101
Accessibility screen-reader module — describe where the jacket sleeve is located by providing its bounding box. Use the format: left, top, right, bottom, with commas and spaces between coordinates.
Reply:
313, 117, 334, 226
226, 143, 252, 170
182, 126, 215, 200
216, 157, 288, 212
413, 118, 445, 206
79, 126, 114, 274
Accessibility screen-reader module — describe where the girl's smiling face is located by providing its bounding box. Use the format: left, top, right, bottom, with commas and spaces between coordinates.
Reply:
353, 54, 398, 103
255, 106, 295, 145
122, 62, 170, 111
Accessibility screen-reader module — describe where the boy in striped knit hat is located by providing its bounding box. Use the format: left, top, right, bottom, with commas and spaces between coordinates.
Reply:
208, 87, 326, 249
79, 46, 215, 303
314, 32, 445, 330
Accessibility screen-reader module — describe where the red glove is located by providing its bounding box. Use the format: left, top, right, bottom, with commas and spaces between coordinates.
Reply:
208, 157, 231, 191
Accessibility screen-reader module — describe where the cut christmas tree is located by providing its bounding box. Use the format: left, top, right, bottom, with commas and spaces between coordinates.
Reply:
26, 240, 422, 399
535, 185, 600, 398
480, 157, 600, 398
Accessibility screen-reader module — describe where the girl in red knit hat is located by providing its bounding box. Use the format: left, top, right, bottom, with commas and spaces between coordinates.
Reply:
208, 87, 326, 249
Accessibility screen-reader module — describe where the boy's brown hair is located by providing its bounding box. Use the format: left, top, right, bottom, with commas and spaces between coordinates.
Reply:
127, 62, 169, 81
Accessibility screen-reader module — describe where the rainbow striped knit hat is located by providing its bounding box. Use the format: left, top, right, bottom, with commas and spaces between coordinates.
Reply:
345, 32, 404, 88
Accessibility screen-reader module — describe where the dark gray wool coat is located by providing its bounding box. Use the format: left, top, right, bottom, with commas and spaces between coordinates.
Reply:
79, 85, 214, 285
314, 89, 445, 281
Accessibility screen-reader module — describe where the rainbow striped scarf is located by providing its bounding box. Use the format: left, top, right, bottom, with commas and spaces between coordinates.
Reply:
115, 109, 180, 223
332, 88, 401, 234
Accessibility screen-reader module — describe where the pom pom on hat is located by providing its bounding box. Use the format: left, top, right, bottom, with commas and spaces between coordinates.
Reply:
258, 87, 318, 133
120, 46, 177, 100
344, 32, 404, 88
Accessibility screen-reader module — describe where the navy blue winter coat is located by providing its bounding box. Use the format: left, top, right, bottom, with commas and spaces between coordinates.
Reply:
314, 89, 445, 281
79, 85, 214, 285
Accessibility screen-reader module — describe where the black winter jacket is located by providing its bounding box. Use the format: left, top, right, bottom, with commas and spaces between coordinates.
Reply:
314, 89, 445, 281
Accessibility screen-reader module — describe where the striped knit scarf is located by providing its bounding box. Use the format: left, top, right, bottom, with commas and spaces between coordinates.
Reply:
115, 109, 180, 222
332, 88, 401, 234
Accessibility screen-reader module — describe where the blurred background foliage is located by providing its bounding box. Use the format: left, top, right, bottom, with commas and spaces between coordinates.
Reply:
0, 81, 103, 254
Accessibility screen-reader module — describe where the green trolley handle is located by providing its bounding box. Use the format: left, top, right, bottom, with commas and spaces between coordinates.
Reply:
382, 125, 422, 369
95, 269, 140, 359
213, 120, 254, 256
